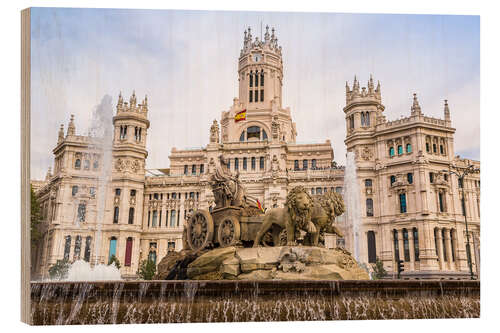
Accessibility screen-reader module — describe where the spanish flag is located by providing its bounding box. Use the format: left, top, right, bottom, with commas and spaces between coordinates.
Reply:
256, 199, 265, 213
234, 109, 246, 122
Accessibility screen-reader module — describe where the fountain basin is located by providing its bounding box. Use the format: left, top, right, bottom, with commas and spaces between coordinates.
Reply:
30, 279, 479, 325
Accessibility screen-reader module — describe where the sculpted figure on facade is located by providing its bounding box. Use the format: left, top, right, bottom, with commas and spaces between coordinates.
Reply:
210, 119, 220, 143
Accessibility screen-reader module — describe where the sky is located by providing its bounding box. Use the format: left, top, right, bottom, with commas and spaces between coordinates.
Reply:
30, 8, 480, 179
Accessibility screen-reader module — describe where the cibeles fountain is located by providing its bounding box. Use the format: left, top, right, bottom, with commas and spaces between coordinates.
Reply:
31, 151, 479, 324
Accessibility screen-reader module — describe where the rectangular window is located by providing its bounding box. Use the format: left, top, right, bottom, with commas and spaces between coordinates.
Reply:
440, 145, 444, 154
255, 74, 258, 87
125, 238, 133, 267
429, 172, 434, 183
407, 173, 413, 184
365, 179, 372, 187
255, 90, 258, 102
403, 229, 410, 262
192, 165, 196, 175
260, 89, 264, 101
128, 207, 134, 224
235, 158, 239, 170
397, 145, 403, 155
366, 198, 374, 217
426, 142, 430, 152
393, 230, 400, 261
115, 188, 121, 196
399, 193, 407, 213
350, 116, 354, 129
389, 147, 395, 157
130, 189, 136, 197
159, 210, 162, 227
260, 157, 265, 170
243, 157, 247, 170
200, 164, 204, 174
294, 160, 299, 170
113, 207, 119, 223
390, 175, 396, 185
153, 193, 159, 200
438, 192, 445, 212
303, 160, 308, 170
184, 165, 188, 175
251, 157, 256, 170
413, 228, 420, 261
147, 211, 150, 227
312, 159, 317, 169
433, 143, 437, 153
249, 73, 253, 87
152, 210, 158, 227
261, 72, 264, 86
170, 210, 176, 227
72, 186, 78, 196
249, 90, 253, 103
63, 236, 71, 261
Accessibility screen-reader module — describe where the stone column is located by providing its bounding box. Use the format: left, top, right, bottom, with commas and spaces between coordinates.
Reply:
444, 228, 453, 270
389, 230, 396, 276
436, 228, 444, 271
408, 230, 415, 271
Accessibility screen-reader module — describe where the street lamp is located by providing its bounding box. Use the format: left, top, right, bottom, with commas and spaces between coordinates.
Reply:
442, 164, 480, 280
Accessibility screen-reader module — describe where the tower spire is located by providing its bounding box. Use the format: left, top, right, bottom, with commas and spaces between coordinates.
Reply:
411, 93, 422, 115
444, 99, 450, 121
67, 114, 75, 136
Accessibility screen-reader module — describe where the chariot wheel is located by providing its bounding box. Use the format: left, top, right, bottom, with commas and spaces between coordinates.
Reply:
217, 216, 241, 247
187, 210, 214, 251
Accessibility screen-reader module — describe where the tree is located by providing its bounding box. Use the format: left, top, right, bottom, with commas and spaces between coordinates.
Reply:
108, 255, 121, 269
371, 257, 387, 280
137, 259, 156, 280
48, 259, 70, 280
30, 185, 42, 247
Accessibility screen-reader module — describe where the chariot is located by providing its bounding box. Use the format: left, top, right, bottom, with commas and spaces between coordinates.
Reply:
185, 205, 265, 251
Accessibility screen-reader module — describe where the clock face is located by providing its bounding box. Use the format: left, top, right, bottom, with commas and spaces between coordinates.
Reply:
253, 53, 262, 62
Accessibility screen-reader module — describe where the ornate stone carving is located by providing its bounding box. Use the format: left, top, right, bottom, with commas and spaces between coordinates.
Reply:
361, 146, 373, 161
210, 119, 220, 143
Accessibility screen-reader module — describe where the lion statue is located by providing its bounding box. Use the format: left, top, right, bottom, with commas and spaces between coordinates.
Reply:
303, 191, 345, 245
253, 186, 318, 247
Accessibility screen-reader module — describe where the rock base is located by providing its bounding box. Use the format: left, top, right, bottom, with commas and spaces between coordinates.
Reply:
184, 246, 369, 280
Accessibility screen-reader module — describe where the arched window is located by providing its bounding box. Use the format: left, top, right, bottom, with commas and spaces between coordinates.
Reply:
200, 164, 204, 174
350, 116, 355, 129
365, 112, 370, 126
255, 72, 259, 86
262, 130, 268, 140
113, 207, 119, 224
148, 250, 157, 265
433, 143, 437, 153
403, 229, 410, 261
249, 90, 253, 103
393, 229, 400, 261
249, 71, 253, 87
260, 71, 264, 86
84, 159, 90, 170
366, 198, 374, 216
247, 126, 261, 140
426, 142, 430, 152
440, 144, 444, 154
125, 237, 133, 267
260, 89, 264, 102
434, 228, 439, 258
75, 159, 81, 169
312, 159, 317, 169
251, 157, 256, 170
260, 157, 265, 170
397, 145, 403, 155
413, 228, 420, 261
405, 143, 411, 153
84, 236, 92, 262
367, 231, 376, 263
63, 235, 71, 261
128, 207, 135, 224
239, 131, 245, 142
390, 175, 396, 185
294, 160, 299, 170
108, 237, 117, 261
361, 112, 365, 126
389, 147, 395, 157
192, 165, 196, 175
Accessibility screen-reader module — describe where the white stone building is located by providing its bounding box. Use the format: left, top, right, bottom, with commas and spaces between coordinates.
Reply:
32, 26, 479, 280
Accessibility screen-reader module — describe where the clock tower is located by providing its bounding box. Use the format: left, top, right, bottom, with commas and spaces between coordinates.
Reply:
238, 26, 284, 110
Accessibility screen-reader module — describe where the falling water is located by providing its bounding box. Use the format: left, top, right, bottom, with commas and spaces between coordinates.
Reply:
344, 152, 362, 262
87, 95, 114, 267
65, 260, 121, 281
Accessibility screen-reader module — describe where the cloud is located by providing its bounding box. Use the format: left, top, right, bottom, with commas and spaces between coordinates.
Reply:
29, 9, 480, 179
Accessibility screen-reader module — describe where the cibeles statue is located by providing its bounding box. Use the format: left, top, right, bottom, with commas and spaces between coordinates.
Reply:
210, 155, 259, 210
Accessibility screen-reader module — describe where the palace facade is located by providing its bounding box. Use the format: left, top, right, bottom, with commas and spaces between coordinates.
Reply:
31, 26, 480, 280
